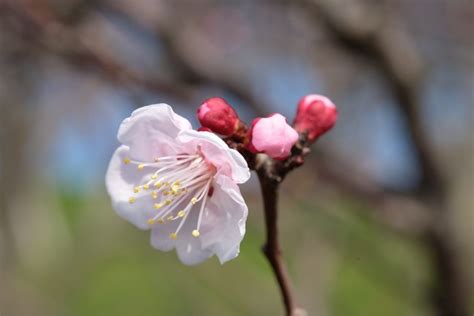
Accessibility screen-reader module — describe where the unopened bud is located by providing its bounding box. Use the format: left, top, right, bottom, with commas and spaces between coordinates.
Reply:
293, 94, 338, 142
248, 113, 299, 160
197, 97, 239, 136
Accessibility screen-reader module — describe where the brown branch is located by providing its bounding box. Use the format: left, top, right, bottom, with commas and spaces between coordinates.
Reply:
247, 139, 315, 316
258, 172, 297, 316
235, 138, 310, 315
253, 153, 305, 316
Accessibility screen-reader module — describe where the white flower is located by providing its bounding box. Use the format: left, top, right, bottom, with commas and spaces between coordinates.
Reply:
106, 104, 250, 265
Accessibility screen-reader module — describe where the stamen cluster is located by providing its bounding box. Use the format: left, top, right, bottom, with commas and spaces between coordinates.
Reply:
124, 153, 214, 239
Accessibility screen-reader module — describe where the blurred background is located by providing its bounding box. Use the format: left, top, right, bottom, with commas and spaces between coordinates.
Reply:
0, 0, 472, 315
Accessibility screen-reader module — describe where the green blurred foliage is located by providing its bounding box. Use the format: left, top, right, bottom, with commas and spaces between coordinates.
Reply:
5, 184, 442, 316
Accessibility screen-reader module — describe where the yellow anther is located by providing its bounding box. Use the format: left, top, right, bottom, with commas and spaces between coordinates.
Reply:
154, 182, 162, 188
152, 191, 158, 199
151, 174, 158, 180
143, 184, 150, 190
147, 219, 155, 225
192, 230, 200, 237
157, 218, 164, 224
171, 184, 180, 193
128, 197, 136, 204
169, 233, 177, 240
173, 180, 181, 186
164, 182, 170, 186
165, 199, 172, 205
166, 215, 174, 221
191, 197, 198, 205
163, 191, 170, 196
177, 210, 185, 218
137, 164, 145, 170
154, 203, 163, 210
133, 186, 141, 193
123, 158, 131, 164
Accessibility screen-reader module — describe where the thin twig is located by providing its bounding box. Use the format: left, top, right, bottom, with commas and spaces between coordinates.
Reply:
257, 172, 298, 316
244, 145, 309, 316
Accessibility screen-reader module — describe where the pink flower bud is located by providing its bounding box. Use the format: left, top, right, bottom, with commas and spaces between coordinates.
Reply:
249, 113, 299, 160
293, 94, 338, 142
197, 97, 240, 136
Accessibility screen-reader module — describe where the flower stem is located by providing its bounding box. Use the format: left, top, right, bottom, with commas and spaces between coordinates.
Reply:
257, 172, 302, 316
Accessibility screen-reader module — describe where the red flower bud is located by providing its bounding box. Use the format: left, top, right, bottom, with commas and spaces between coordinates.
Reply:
197, 97, 240, 136
293, 94, 338, 142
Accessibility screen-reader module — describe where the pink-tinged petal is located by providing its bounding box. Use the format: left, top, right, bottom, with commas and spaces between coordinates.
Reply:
176, 130, 250, 184
151, 199, 213, 265
199, 176, 248, 264
250, 113, 299, 159
150, 220, 179, 252
117, 104, 192, 161
174, 207, 213, 265
176, 235, 213, 265
107, 104, 251, 265
105, 145, 157, 230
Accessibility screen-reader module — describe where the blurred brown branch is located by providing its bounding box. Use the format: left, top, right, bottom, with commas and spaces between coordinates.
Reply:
97, 1, 269, 116
301, 1, 470, 315
304, 0, 443, 198
1, 1, 195, 101
311, 153, 432, 236
9, 0, 271, 115
0, 54, 33, 313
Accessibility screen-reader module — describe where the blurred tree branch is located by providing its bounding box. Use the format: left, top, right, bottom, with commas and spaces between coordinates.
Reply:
301, 1, 470, 315
97, 1, 269, 117
311, 153, 432, 236
303, 0, 443, 198
2, 1, 195, 101
0, 51, 34, 313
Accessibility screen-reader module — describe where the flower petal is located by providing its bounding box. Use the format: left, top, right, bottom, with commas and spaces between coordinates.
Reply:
176, 130, 250, 184
150, 200, 213, 265
176, 235, 213, 265
175, 206, 213, 265
117, 104, 192, 161
105, 145, 157, 229
150, 221, 179, 252
199, 176, 248, 264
